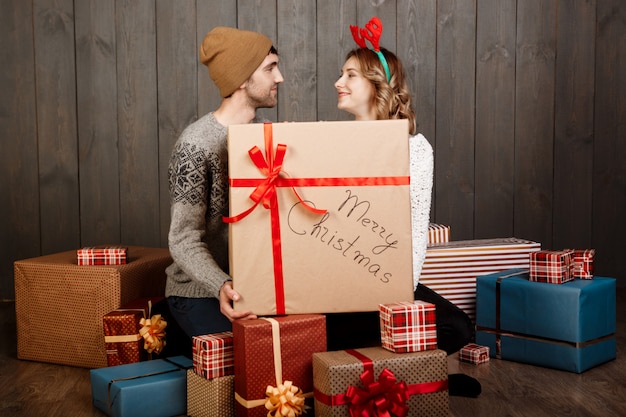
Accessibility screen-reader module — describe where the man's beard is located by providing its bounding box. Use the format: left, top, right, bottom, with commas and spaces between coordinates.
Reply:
246, 84, 278, 109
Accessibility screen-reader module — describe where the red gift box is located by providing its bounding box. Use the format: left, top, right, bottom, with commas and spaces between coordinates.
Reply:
78, 246, 127, 265
529, 250, 574, 284
459, 343, 490, 365
233, 315, 326, 417
566, 248, 595, 279
103, 297, 163, 366
379, 301, 437, 353
192, 332, 234, 379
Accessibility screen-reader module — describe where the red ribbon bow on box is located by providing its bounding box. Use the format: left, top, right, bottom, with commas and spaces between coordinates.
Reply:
345, 366, 410, 417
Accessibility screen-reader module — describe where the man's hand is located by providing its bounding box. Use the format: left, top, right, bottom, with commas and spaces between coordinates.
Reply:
219, 280, 257, 322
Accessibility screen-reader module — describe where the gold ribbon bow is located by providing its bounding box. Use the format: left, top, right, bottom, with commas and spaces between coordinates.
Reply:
139, 314, 167, 354
264, 380, 307, 417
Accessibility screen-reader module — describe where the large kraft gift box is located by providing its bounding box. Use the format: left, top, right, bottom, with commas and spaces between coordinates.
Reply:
420, 237, 541, 321
227, 121, 414, 315
475, 269, 616, 373
14, 246, 171, 368
90, 355, 191, 417
313, 347, 449, 417
233, 314, 327, 417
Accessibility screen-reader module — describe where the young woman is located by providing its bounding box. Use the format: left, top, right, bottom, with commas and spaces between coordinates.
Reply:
327, 17, 481, 397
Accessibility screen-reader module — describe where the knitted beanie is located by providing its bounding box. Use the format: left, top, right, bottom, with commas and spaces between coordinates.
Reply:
200, 27, 273, 98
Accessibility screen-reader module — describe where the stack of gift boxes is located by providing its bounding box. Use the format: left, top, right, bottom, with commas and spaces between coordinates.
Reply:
84, 121, 617, 416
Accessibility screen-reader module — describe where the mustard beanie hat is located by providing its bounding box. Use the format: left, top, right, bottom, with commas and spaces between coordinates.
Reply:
200, 26, 273, 98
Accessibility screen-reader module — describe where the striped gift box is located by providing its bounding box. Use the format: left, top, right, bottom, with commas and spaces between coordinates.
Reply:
77, 246, 127, 265
529, 250, 575, 284
192, 332, 234, 379
420, 238, 541, 321
459, 343, 490, 365
379, 301, 437, 353
565, 248, 595, 279
428, 223, 451, 246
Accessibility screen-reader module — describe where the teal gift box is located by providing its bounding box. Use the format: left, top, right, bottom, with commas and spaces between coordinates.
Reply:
90, 355, 192, 417
475, 268, 616, 373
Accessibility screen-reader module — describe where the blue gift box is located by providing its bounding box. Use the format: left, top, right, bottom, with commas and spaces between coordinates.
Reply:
90, 355, 192, 417
475, 268, 616, 373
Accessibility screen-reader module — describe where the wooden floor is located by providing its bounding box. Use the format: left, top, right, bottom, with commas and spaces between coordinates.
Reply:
1, 280, 625, 417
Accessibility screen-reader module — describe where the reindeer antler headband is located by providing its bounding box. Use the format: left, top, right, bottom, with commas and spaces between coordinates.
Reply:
350, 16, 391, 82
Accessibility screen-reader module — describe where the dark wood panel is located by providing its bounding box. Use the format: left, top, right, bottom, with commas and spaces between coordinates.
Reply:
474, 0, 516, 239
75, 0, 121, 246
513, 0, 556, 247
0, 0, 40, 300
552, 0, 596, 249
593, 0, 626, 278
117, 0, 160, 246
434, 0, 476, 240
156, 0, 198, 247
277, 0, 317, 122
238, 0, 278, 122
34, 0, 81, 255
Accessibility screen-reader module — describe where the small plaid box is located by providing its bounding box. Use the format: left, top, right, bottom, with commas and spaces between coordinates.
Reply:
379, 300, 437, 353
529, 250, 574, 284
566, 249, 595, 279
459, 343, 490, 365
77, 246, 127, 265
192, 332, 234, 379
428, 223, 450, 246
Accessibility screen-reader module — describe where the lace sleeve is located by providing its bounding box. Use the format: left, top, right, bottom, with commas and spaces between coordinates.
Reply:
409, 134, 434, 289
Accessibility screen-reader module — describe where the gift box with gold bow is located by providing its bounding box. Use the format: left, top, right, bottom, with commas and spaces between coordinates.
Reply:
233, 314, 327, 417
103, 297, 166, 366
313, 347, 449, 417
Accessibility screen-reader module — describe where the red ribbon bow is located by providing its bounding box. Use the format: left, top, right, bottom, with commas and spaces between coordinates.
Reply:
350, 16, 384, 52
345, 367, 409, 417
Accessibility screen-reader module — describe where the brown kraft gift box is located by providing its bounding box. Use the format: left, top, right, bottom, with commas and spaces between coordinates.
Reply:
233, 314, 327, 417
313, 347, 449, 417
14, 246, 171, 368
187, 369, 235, 417
227, 120, 414, 315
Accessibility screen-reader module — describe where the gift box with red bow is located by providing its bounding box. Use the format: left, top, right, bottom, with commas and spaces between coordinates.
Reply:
529, 250, 575, 284
187, 369, 235, 417
227, 121, 415, 316
313, 347, 449, 417
103, 297, 165, 367
459, 343, 490, 365
233, 314, 327, 417
77, 246, 127, 265
379, 300, 437, 353
566, 248, 595, 279
192, 332, 234, 379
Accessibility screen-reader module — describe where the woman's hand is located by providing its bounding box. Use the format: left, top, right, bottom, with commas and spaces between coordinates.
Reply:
219, 280, 257, 322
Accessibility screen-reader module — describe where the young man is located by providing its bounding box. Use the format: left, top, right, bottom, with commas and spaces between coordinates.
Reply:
165, 27, 284, 346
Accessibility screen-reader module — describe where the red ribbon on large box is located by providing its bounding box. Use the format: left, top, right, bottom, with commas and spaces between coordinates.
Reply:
314, 349, 448, 417
224, 123, 410, 315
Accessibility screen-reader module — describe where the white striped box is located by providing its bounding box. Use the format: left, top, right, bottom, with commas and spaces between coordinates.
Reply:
428, 223, 451, 246
420, 238, 541, 321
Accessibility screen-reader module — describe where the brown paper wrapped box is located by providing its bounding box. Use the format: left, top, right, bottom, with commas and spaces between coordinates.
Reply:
14, 246, 171, 368
233, 315, 327, 417
227, 120, 414, 315
313, 347, 449, 417
187, 370, 235, 417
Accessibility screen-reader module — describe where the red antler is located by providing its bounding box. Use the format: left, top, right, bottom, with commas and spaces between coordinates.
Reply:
350, 16, 383, 52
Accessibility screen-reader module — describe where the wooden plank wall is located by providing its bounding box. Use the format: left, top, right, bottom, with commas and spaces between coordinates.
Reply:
1, 0, 624, 300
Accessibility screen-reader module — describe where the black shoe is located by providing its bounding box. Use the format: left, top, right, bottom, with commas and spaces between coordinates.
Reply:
448, 373, 481, 398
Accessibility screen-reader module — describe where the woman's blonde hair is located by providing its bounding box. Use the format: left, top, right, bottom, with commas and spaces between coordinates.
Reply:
346, 47, 417, 135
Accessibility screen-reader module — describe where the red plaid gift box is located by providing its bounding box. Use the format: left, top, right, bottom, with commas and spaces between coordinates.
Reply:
379, 301, 437, 353
565, 248, 595, 279
529, 250, 574, 284
459, 343, 489, 365
192, 332, 234, 379
77, 246, 127, 265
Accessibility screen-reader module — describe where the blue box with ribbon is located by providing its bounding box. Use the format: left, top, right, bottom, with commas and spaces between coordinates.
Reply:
90, 355, 192, 417
475, 268, 616, 373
